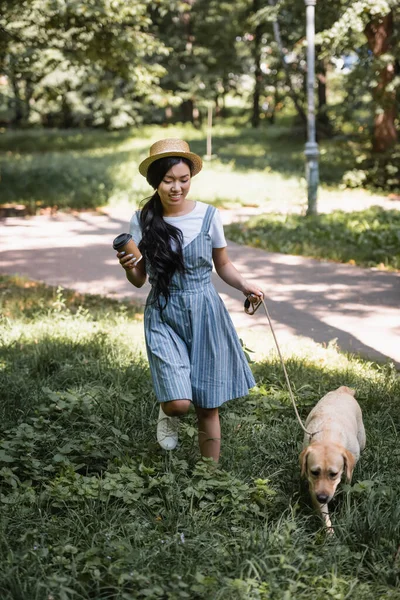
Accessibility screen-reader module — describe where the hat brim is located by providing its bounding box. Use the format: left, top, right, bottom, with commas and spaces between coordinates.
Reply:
139, 151, 203, 178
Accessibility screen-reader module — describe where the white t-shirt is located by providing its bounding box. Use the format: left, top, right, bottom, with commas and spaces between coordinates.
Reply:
129, 201, 227, 249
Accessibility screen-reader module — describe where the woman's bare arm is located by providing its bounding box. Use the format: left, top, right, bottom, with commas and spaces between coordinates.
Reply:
212, 247, 263, 298
117, 252, 147, 288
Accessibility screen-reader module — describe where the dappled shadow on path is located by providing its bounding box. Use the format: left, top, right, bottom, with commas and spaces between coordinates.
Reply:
216, 242, 400, 368
1, 212, 399, 367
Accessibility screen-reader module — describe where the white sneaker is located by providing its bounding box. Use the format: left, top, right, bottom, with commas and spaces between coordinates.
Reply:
157, 405, 179, 450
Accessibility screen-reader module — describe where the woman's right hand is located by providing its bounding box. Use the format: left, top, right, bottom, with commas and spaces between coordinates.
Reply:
117, 251, 141, 271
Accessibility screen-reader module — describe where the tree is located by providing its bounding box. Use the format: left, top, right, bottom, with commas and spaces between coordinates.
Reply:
250, 0, 309, 129
0, 0, 172, 128
151, 0, 249, 124
317, 0, 398, 153
364, 10, 397, 152
191, 0, 249, 116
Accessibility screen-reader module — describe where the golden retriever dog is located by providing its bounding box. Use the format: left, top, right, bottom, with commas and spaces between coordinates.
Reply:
299, 386, 366, 532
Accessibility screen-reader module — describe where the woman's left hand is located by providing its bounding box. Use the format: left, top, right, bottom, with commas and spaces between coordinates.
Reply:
242, 283, 264, 302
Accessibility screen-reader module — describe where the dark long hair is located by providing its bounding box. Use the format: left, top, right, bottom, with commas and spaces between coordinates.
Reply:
138, 156, 194, 310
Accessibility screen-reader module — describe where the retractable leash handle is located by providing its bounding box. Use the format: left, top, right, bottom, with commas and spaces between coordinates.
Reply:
244, 294, 263, 315
244, 294, 313, 437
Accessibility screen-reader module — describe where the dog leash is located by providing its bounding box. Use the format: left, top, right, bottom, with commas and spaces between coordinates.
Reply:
245, 295, 314, 437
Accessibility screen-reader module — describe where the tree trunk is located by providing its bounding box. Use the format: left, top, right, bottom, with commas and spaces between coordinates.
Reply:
220, 79, 229, 117
61, 92, 74, 128
268, 0, 307, 126
192, 104, 202, 128
214, 93, 221, 118
181, 99, 194, 123
268, 85, 279, 124
251, 59, 262, 128
317, 58, 327, 112
10, 69, 23, 126
165, 106, 173, 122
25, 79, 34, 123
179, 0, 196, 126
364, 11, 397, 152
251, 0, 263, 128
317, 57, 333, 136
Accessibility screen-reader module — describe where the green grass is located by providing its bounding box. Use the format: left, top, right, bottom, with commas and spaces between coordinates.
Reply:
0, 275, 400, 599
0, 123, 393, 214
225, 207, 400, 271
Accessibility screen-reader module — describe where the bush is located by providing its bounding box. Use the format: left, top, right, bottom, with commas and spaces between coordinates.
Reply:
363, 146, 400, 193
225, 207, 400, 270
341, 169, 367, 189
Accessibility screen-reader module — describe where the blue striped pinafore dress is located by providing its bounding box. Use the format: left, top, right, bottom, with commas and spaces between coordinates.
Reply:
144, 204, 255, 408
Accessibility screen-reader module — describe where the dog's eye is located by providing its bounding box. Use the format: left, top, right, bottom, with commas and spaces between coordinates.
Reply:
329, 472, 338, 478
310, 469, 320, 477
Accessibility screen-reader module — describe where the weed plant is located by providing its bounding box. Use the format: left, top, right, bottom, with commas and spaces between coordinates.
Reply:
225, 207, 400, 271
0, 275, 399, 599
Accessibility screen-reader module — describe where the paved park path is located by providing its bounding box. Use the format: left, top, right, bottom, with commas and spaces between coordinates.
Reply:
1, 205, 399, 368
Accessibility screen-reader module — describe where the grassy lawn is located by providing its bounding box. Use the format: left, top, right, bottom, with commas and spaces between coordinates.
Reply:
1, 275, 399, 599
2, 123, 399, 271
0, 123, 394, 214
225, 207, 400, 271
2, 123, 398, 271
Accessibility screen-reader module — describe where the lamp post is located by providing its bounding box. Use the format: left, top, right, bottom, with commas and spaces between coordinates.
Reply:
304, 0, 319, 215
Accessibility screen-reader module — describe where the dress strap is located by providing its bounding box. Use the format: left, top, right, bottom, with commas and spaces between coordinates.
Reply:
201, 205, 217, 234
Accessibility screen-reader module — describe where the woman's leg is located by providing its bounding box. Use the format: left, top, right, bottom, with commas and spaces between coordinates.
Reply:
157, 399, 191, 451
195, 406, 221, 462
161, 399, 191, 416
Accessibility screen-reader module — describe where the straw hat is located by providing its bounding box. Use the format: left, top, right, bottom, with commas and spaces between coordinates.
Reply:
139, 138, 202, 178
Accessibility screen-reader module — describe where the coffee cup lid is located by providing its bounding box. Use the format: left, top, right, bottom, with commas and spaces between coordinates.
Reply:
113, 233, 132, 251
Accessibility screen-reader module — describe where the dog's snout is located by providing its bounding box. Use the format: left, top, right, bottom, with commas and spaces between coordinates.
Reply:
316, 493, 329, 504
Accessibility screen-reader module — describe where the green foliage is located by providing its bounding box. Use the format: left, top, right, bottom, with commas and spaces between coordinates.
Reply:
0, 276, 400, 598
0, 0, 174, 128
316, 0, 396, 54
0, 151, 116, 210
0, 127, 152, 210
341, 168, 368, 189
361, 146, 400, 192
316, 2, 399, 154
0, 0, 398, 174
226, 207, 400, 270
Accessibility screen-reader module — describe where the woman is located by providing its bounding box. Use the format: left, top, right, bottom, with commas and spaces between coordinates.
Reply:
117, 138, 263, 462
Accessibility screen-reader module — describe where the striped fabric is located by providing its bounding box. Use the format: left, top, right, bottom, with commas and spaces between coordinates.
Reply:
143, 205, 255, 408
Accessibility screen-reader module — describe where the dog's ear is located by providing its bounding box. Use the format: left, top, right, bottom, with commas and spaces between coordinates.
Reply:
337, 386, 355, 397
299, 447, 311, 477
342, 449, 356, 482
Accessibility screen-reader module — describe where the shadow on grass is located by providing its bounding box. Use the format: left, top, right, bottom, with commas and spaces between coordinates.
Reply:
1, 300, 400, 598
0, 127, 146, 153
1, 324, 398, 523
0, 125, 362, 211
0, 147, 145, 210
0, 333, 154, 433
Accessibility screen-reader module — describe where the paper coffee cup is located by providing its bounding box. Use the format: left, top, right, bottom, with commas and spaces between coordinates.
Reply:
112, 233, 142, 261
